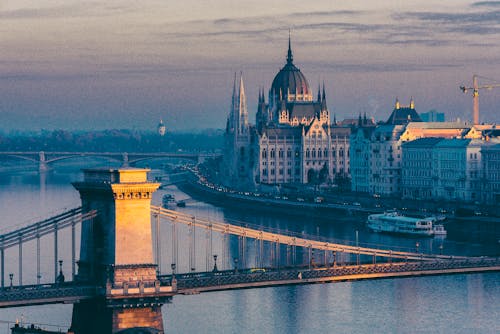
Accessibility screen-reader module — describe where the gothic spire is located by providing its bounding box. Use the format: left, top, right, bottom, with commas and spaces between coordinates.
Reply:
317, 83, 321, 102
238, 72, 248, 133
286, 30, 293, 64
322, 81, 326, 101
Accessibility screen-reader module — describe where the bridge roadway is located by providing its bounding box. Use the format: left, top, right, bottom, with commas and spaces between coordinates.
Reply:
1, 257, 499, 308
168, 257, 500, 294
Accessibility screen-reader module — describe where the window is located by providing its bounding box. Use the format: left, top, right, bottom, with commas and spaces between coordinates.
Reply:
262, 168, 268, 176
262, 149, 267, 159
318, 149, 322, 158
287, 168, 292, 175
324, 149, 328, 157
270, 149, 275, 158
306, 149, 310, 158
287, 149, 292, 158
312, 149, 316, 158
279, 149, 284, 158
270, 168, 275, 175
279, 168, 284, 175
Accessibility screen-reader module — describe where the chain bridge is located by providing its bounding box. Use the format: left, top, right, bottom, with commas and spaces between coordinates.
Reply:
0, 168, 498, 333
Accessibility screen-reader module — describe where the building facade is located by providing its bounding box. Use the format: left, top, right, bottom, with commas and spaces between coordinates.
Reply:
481, 143, 500, 204
401, 138, 498, 203
224, 38, 351, 189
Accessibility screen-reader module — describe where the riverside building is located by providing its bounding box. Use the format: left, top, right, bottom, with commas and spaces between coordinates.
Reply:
224, 37, 351, 189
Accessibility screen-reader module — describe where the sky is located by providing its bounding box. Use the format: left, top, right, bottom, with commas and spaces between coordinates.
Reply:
0, 0, 499, 132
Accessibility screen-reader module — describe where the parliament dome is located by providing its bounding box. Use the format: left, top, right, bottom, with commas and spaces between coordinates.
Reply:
270, 38, 312, 102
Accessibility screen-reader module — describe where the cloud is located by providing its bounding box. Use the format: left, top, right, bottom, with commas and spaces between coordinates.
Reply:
0, 1, 136, 20
403, 10, 500, 25
471, 1, 500, 7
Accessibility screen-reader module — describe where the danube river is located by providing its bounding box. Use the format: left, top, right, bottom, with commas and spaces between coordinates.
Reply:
0, 163, 499, 333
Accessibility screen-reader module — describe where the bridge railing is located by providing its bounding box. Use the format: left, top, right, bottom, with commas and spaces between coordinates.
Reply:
159, 257, 500, 291
0, 282, 100, 307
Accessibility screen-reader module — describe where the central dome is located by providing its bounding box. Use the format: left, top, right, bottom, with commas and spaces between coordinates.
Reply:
270, 38, 312, 101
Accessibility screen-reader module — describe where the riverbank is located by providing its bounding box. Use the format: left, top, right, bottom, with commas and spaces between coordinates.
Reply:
175, 172, 500, 246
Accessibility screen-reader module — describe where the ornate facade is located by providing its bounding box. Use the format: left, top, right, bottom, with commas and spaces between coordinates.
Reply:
224, 38, 351, 189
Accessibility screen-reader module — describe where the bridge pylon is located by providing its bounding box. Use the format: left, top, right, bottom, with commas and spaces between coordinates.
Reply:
71, 168, 166, 333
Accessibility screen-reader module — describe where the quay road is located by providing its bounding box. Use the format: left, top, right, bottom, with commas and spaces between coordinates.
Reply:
2, 257, 499, 308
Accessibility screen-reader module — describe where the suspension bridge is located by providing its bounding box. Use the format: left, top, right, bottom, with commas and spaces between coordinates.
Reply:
0, 168, 498, 333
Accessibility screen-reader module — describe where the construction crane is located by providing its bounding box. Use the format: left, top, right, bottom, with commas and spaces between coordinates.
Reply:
460, 75, 500, 125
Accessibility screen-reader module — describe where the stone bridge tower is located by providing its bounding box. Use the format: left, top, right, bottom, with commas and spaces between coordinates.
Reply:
71, 168, 166, 333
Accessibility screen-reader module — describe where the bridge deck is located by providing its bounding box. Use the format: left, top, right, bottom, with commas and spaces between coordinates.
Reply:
167, 257, 500, 293
1, 258, 499, 308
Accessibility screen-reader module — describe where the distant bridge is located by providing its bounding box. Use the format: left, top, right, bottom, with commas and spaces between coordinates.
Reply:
0, 151, 221, 170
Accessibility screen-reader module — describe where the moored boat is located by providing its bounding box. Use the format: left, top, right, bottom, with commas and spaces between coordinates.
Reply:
367, 211, 446, 237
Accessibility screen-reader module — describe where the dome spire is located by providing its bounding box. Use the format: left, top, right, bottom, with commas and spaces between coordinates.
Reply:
287, 29, 293, 64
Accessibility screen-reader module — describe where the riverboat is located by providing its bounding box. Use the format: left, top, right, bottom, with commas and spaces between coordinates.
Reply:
367, 211, 446, 237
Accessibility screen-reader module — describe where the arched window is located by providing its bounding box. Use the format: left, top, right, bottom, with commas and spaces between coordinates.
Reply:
279, 149, 284, 158
306, 149, 310, 158
262, 149, 267, 159
318, 149, 322, 158
312, 149, 316, 158
324, 149, 328, 157
270, 149, 275, 158
287, 149, 292, 158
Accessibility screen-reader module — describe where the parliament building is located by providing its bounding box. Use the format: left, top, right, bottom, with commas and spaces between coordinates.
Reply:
223, 38, 351, 189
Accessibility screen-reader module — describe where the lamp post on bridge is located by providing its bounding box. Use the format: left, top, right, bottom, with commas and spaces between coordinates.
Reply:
56, 260, 65, 284
233, 257, 239, 273
416, 242, 420, 254
213, 255, 218, 272
9, 273, 13, 288
170, 263, 177, 291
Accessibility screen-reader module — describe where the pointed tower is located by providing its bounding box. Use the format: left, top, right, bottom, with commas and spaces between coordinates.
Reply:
223, 72, 253, 189
237, 73, 249, 135
287, 30, 293, 65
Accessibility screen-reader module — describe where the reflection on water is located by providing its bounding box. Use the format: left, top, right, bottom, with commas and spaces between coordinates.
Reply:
0, 167, 499, 333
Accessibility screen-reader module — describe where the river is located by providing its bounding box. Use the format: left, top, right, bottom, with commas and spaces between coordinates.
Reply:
0, 162, 499, 333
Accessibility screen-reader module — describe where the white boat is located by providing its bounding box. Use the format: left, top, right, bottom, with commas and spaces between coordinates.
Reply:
367, 211, 446, 237
432, 224, 447, 236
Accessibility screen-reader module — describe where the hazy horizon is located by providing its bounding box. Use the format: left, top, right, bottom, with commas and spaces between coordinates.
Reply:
1, 0, 499, 131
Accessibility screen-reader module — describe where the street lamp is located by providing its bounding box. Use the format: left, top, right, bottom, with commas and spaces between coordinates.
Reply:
56, 260, 65, 284
213, 255, 218, 272
233, 257, 239, 273
9, 273, 13, 288
439, 244, 444, 255
416, 242, 420, 253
